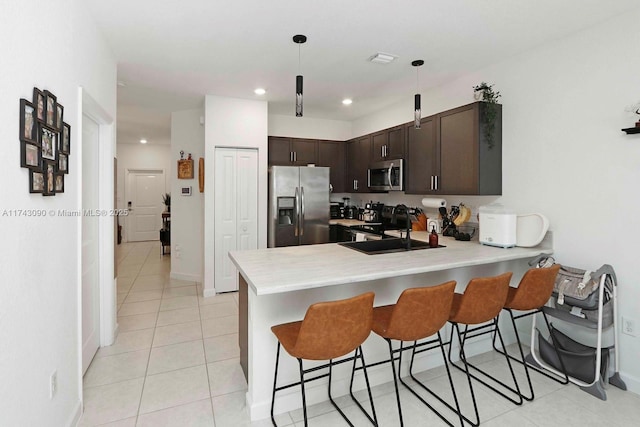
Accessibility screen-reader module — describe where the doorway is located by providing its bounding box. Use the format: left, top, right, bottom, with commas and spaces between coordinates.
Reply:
79, 88, 116, 379
214, 148, 258, 293
126, 169, 165, 242
81, 114, 100, 373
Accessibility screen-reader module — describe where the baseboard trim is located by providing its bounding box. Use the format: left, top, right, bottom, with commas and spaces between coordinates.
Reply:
68, 400, 82, 427
619, 371, 640, 395
203, 287, 217, 298
170, 271, 202, 282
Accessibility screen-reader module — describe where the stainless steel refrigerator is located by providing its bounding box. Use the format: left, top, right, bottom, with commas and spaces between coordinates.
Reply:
268, 166, 330, 247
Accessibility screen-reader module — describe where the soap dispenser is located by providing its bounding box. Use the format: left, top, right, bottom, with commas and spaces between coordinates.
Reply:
429, 226, 439, 248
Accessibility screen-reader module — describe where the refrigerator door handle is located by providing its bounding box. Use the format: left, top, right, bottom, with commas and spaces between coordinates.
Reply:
300, 186, 305, 235
294, 187, 300, 237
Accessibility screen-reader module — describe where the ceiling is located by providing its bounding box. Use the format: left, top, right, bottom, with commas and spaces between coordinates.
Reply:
85, 0, 639, 146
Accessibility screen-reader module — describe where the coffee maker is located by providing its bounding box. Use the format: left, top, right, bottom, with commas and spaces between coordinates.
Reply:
363, 202, 383, 223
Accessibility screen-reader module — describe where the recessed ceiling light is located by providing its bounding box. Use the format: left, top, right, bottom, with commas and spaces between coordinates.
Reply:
140, 139, 147, 144
369, 52, 398, 64
342, 99, 353, 105
254, 88, 266, 95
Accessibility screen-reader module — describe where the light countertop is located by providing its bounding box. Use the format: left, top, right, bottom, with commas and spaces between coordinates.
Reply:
328, 219, 374, 226
229, 233, 552, 296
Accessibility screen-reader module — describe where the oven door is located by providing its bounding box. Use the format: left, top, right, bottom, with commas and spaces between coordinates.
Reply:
368, 159, 403, 191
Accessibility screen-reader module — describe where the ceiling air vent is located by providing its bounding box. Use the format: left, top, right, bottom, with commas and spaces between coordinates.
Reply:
369, 52, 398, 64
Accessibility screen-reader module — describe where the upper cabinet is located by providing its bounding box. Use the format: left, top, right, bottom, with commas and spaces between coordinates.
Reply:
405, 102, 502, 195
346, 135, 371, 193
268, 101, 501, 196
405, 116, 438, 194
317, 140, 346, 193
371, 126, 405, 162
268, 137, 317, 166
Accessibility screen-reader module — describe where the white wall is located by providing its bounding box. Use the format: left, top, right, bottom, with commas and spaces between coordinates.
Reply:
268, 114, 352, 141
352, 9, 640, 392
116, 143, 172, 242
170, 109, 205, 281
204, 96, 268, 295
0, 1, 117, 425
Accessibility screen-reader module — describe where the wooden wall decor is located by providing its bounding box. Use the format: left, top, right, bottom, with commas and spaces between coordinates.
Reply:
177, 159, 194, 179
198, 157, 204, 192
20, 87, 70, 196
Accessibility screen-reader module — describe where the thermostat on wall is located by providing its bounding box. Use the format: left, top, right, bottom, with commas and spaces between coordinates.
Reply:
181, 186, 192, 196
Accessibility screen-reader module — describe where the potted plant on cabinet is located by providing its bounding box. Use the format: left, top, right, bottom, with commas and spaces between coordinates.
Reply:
473, 82, 501, 149
162, 192, 171, 212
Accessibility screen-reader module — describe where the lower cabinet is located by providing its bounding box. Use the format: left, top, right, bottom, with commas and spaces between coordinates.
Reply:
329, 225, 353, 243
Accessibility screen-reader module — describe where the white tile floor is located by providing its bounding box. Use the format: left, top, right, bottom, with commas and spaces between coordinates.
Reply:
79, 241, 640, 426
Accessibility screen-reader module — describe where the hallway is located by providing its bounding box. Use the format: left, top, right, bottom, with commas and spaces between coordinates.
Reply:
79, 241, 251, 426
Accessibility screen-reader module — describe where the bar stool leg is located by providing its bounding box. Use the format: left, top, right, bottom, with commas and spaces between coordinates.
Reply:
450, 318, 524, 406
298, 358, 309, 427
271, 342, 282, 426
402, 332, 466, 427
348, 346, 379, 426
492, 310, 569, 388
386, 339, 405, 426
448, 323, 481, 427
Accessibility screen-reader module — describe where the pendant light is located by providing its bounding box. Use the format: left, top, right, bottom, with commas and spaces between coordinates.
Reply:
412, 60, 424, 129
293, 34, 307, 117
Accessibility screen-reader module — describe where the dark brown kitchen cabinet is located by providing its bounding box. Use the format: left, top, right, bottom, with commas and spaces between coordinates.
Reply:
405, 116, 438, 194
371, 126, 405, 162
346, 135, 370, 192
268, 137, 317, 166
437, 102, 501, 195
404, 102, 501, 195
317, 140, 346, 193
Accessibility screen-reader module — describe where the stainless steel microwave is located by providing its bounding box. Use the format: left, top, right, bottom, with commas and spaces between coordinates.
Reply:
368, 159, 403, 191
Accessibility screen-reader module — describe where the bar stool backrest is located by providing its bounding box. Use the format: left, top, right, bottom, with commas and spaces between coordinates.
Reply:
385, 281, 456, 341
505, 264, 561, 310
294, 292, 375, 360
450, 272, 512, 324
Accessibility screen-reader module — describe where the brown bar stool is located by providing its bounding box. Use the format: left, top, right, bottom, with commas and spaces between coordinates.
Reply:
371, 281, 464, 427
492, 264, 569, 400
270, 292, 378, 427
447, 272, 518, 427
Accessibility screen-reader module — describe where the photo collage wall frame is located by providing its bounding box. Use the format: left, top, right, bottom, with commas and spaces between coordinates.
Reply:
20, 87, 71, 196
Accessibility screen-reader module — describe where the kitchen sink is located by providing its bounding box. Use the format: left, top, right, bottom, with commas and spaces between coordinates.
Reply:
339, 238, 445, 255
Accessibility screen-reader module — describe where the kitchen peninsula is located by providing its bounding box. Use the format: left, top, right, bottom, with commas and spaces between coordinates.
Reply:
229, 234, 553, 421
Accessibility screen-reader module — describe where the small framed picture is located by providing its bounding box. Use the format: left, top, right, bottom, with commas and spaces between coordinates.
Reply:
54, 174, 65, 193
40, 126, 57, 161
29, 170, 45, 193
21, 142, 41, 169
19, 99, 37, 143
177, 159, 194, 179
58, 153, 68, 174
55, 103, 64, 131
33, 88, 46, 123
43, 160, 56, 196
61, 122, 71, 154
44, 90, 57, 128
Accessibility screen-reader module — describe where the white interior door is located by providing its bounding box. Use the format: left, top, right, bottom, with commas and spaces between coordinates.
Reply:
127, 170, 164, 242
82, 114, 100, 374
214, 148, 258, 293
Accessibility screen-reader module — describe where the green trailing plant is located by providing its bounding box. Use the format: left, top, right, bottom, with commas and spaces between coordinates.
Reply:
473, 82, 501, 149
162, 193, 171, 211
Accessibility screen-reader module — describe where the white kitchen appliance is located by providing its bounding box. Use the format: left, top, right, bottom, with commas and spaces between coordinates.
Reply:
479, 205, 516, 248
516, 213, 549, 247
